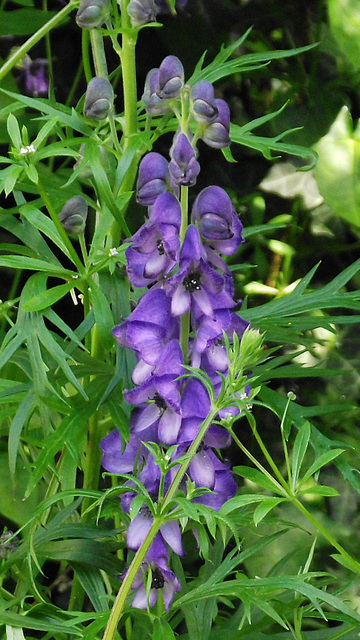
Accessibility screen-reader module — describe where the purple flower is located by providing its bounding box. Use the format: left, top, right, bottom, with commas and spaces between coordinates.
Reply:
76, 0, 110, 28
166, 225, 228, 317
113, 289, 177, 369
191, 81, 218, 123
157, 55, 184, 99
126, 192, 181, 287
169, 131, 200, 187
142, 68, 171, 114
130, 556, 181, 610
136, 152, 170, 206
202, 99, 231, 149
192, 186, 244, 256
23, 57, 48, 97
128, 507, 184, 556
124, 339, 183, 444
127, 0, 158, 26
194, 454, 237, 511
179, 378, 231, 449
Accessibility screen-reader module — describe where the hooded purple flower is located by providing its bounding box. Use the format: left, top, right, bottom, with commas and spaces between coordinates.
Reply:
157, 55, 184, 99
202, 99, 231, 149
126, 192, 181, 287
193, 452, 237, 511
136, 152, 170, 206
142, 68, 171, 114
124, 339, 183, 444
191, 81, 218, 123
112, 289, 177, 372
23, 57, 48, 96
130, 556, 181, 610
166, 225, 233, 317
192, 309, 249, 370
169, 131, 200, 187
192, 186, 244, 255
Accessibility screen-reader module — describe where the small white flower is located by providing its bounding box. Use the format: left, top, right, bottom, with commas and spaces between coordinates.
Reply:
109, 247, 118, 256
19, 144, 36, 155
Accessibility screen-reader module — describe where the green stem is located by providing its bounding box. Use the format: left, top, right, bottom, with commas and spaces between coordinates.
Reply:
0, 1, 76, 81
293, 497, 360, 574
36, 180, 84, 274
90, 28, 108, 77
102, 406, 219, 640
82, 29, 93, 83
120, 1, 138, 146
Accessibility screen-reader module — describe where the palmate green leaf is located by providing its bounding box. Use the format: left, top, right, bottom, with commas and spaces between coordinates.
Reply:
189, 31, 317, 85
174, 574, 360, 624
229, 124, 318, 170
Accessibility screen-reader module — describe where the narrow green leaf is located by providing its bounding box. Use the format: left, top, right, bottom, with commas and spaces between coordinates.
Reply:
253, 497, 286, 526
37, 324, 87, 398
7, 113, 21, 147
0, 255, 76, 276
291, 421, 311, 492
22, 282, 75, 312
74, 566, 109, 612
153, 619, 176, 640
299, 485, 339, 497
8, 391, 34, 476
0, 611, 82, 636
20, 203, 71, 260
0, 331, 26, 371
221, 494, 271, 515
89, 281, 115, 350
300, 449, 345, 486
233, 466, 281, 494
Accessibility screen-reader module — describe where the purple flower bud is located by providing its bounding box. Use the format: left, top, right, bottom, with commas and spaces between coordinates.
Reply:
84, 77, 114, 120
58, 196, 88, 236
169, 131, 200, 187
127, 0, 158, 27
192, 186, 244, 255
157, 55, 184, 99
202, 99, 231, 149
136, 152, 169, 205
23, 57, 48, 97
76, 0, 110, 28
191, 81, 218, 123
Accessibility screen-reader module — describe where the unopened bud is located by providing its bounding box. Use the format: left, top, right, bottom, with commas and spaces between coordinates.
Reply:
59, 196, 88, 236
84, 77, 114, 120
127, 0, 158, 26
76, 0, 110, 28
191, 81, 218, 123
202, 99, 230, 149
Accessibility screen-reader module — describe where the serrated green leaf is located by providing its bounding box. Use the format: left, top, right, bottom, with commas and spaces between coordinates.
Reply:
291, 421, 311, 492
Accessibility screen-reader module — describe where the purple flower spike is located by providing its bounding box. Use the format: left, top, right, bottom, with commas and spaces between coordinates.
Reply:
136, 152, 169, 206
192, 186, 244, 256
191, 81, 218, 123
131, 557, 181, 610
127, 0, 158, 26
202, 99, 231, 149
169, 132, 200, 187
157, 55, 184, 99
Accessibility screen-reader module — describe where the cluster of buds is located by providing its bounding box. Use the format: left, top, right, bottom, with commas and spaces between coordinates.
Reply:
100, 54, 247, 610
76, 0, 187, 30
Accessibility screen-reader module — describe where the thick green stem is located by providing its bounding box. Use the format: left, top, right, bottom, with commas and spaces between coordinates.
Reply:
0, 2, 76, 81
90, 29, 108, 77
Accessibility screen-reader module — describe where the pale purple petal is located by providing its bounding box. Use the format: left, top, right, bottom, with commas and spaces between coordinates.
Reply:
127, 510, 153, 549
